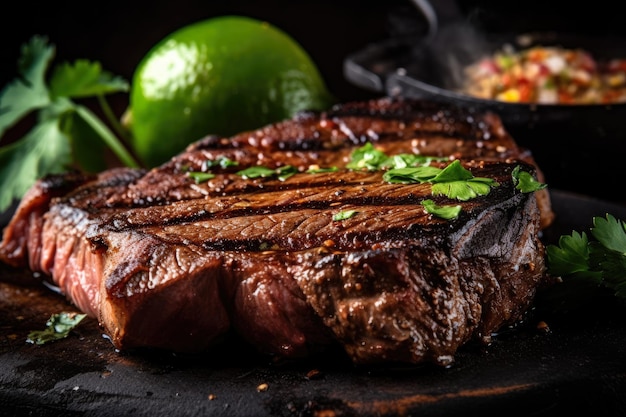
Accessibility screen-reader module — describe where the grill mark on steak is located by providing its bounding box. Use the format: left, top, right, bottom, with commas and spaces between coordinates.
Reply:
76, 162, 518, 254
0, 97, 551, 366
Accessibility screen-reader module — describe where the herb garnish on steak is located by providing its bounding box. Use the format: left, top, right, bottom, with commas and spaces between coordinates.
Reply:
0, 97, 552, 366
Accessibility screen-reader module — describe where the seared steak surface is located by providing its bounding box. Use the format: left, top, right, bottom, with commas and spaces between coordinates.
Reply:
0, 97, 550, 366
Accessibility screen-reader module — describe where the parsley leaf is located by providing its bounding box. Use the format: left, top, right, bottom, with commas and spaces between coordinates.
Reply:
546, 214, 626, 300
346, 142, 388, 170
421, 199, 462, 220
347, 142, 447, 171
383, 160, 498, 201
0, 111, 71, 211
333, 210, 358, 221
431, 178, 495, 201
187, 171, 215, 183
49, 60, 128, 99
0, 36, 52, 138
307, 166, 338, 174
512, 165, 547, 192
26, 311, 87, 345
237, 165, 297, 181
202, 156, 238, 170
0, 36, 139, 212
382, 165, 442, 183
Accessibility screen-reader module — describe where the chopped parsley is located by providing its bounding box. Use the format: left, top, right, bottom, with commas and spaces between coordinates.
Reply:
202, 156, 238, 170
333, 210, 358, 221
185, 156, 237, 183
306, 166, 338, 174
347, 142, 447, 171
187, 171, 215, 183
384, 159, 499, 201
27, 311, 87, 345
421, 199, 462, 220
237, 165, 298, 181
512, 165, 547, 192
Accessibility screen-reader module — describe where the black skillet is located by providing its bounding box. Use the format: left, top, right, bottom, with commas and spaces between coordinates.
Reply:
344, 0, 626, 202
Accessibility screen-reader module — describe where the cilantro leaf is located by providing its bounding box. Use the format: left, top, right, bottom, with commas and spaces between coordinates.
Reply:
237, 166, 276, 178
0, 36, 139, 212
512, 165, 547, 193
333, 210, 358, 221
0, 112, 71, 211
590, 214, 626, 253
237, 165, 297, 181
346, 142, 388, 170
384, 160, 498, 201
421, 199, 462, 220
347, 142, 448, 171
0, 36, 53, 139
430, 159, 473, 182
431, 178, 495, 201
27, 312, 87, 345
546, 214, 626, 301
187, 171, 215, 183
382, 166, 442, 183
546, 231, 596, 277
49, 60, 128, 99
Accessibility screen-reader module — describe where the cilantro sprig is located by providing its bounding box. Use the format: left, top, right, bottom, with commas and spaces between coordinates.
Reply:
0, 36, 140, 212
547, 213, 626, 300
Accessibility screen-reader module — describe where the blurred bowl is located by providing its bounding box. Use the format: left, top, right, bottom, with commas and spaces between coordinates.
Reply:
344, 30, 626, 202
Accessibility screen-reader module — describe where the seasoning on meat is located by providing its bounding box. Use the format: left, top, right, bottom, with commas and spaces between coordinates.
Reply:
0, 97, 553, 367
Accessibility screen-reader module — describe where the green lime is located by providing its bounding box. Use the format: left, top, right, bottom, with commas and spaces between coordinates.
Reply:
125, 15, 335, 167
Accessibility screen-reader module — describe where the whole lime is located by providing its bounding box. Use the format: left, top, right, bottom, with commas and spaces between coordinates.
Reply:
125, 15, 335, 167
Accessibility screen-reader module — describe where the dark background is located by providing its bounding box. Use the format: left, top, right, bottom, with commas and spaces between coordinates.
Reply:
1, 0, 623, 105
2, 0, 625, 202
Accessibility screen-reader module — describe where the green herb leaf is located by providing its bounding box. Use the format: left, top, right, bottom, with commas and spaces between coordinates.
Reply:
380, 154, 448, 170
383, 160, 498, 201
26, 312, 87, 345
0, 36, 53, 139
203, 156, 238, 170
431, 177, 496, 201
0, 112, 71, 211
590, 214, 626, 253
49, 60, 128, 99
382, 166, 442, 183
187, 171, 215, 183
346, 142, 388, 170
347, 142, 447, 171
307, 166, 338, 174
0, 36, 139, 212
333, 210, 358, 221
276, 165, 298, 181
430, 159, 473, 182
546, 214, 626, 300
237, 166, 277, 179
512, 165, 547, 193
421, 199, 462, 220
546, 231, 596, 277
237, 165, 297, 181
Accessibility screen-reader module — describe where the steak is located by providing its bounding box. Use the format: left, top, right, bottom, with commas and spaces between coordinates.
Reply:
0, 97, 551, 367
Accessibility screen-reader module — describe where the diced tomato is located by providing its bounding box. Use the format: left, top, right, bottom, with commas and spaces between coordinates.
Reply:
462, 46, 626, 104
517, 80, 532, 102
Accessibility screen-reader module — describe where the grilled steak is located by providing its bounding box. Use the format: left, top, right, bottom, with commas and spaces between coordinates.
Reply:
0, 97, 551, 366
